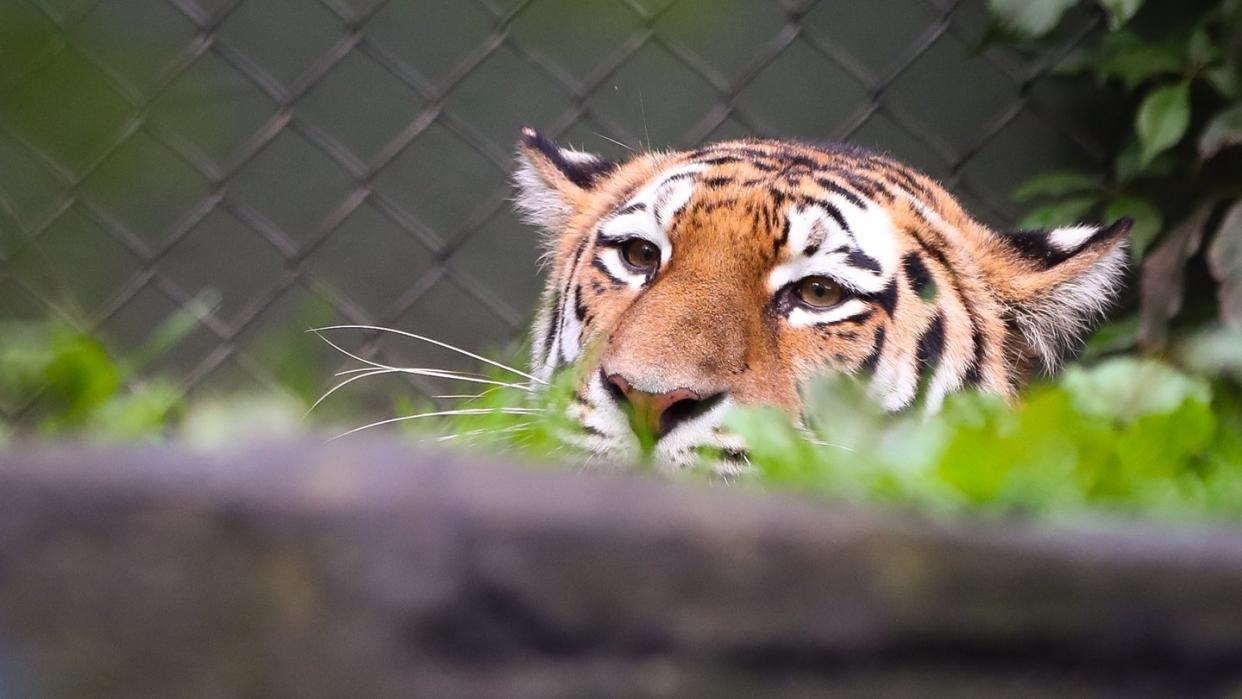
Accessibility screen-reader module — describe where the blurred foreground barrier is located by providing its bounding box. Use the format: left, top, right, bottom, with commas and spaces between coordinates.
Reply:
2, 442, 1242, 697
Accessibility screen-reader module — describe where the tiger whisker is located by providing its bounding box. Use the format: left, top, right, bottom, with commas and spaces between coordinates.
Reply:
314, 331, 536, 391
332, 364, 530, 390
311, 324, 548, 385
308, 365, 529, 417
335, 366, 487, 379
307, 367, 394, 416
329, 407, 546, 442
805, 438, 855, 453
590, 130, 635, 153
433, 423, 533, 443
434, 386, 505, 403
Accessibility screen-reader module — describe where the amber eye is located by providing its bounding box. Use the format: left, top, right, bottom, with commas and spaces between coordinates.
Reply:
620, 239, 661, 271
794, 276, 844, 309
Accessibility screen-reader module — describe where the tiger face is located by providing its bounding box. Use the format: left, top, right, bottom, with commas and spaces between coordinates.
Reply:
514, 128, 1131, 470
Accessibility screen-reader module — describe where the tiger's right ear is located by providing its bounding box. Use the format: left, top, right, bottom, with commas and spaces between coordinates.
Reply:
514, 127, 617, 232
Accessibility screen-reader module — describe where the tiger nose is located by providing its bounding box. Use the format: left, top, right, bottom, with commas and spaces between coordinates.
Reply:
604, 373, 722, 438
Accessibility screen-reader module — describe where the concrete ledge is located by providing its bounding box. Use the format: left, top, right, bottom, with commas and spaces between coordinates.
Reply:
2, 441, 1241, 697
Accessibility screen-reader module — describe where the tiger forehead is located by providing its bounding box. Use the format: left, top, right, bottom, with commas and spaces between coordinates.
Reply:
635, 157, 889, 244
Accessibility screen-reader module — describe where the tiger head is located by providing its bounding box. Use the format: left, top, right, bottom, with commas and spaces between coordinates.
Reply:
513, 128, 1131, 470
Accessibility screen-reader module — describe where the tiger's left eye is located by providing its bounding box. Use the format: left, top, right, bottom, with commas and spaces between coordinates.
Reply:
794, 276, 844, 309
621, 239, 661, 271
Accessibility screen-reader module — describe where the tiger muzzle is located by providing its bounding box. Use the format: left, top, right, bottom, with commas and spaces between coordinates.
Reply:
604, 372, 725, 438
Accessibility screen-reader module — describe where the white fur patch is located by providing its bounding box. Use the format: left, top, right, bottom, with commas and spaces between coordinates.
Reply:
870, 344, 921, 412
652, 396, 736, 470
768, 200, 899, 296
1047, 225, 1098, 252
512, 158, 572, 233
557, 284, 584, 363
786, 300, 870, 327
1014, 240, 1128, 371
596, 247, 649, 288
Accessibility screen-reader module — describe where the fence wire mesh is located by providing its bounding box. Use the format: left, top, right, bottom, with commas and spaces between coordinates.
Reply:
0, 0, 1112, 422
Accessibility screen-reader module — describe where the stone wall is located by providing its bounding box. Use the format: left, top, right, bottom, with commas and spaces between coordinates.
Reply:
2, 441, 1241, 697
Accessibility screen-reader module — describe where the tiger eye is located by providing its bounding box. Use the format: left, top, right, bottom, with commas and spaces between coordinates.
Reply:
621, 239, 660, 271
795, 276, 843, 309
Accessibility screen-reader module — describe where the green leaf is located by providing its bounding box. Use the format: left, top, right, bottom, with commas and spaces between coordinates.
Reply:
1012, 171, 1101, 202
1018, 196, 1098, 229
1062, 358, 1211, 421
1114, 138, 1178, 181
1199, 104, 1242, 160
1104, 195, 1164, 258
1091, 31, 1184, 90
987, 0, 1076, 37
1205, 65, 1239, 99
1098, 0, 1144, 29
1083, 316, 1139, 359
1186, 28, 1218, 66
1135, 81, 1191, 165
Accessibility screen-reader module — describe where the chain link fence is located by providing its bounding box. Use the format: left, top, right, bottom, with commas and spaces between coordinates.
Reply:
0, 0, 1117, 422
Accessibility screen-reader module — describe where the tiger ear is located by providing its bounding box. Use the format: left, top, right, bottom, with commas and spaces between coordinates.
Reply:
513, 127, 617, 232
994, 217, 1133, 372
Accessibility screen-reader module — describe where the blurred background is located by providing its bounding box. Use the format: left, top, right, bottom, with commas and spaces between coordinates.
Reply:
0, 0, 1237, 437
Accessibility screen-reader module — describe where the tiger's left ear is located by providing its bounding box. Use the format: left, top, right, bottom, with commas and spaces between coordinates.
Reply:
513, 127, 617, 233
993, 217, 1133, 371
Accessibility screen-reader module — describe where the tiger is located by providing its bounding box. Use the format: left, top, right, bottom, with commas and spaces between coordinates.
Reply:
512, 127, 1132, 471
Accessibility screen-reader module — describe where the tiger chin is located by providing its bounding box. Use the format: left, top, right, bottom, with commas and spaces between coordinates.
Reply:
513, 126, 1132, 473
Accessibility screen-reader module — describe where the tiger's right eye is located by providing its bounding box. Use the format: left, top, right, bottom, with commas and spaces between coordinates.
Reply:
620, 239, 661, 272
794, 276, 844, 309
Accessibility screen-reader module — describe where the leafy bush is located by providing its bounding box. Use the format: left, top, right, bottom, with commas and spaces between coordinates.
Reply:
406, 329, 1242, 521
0, 321, 181, 441
989, 0, 1242, 347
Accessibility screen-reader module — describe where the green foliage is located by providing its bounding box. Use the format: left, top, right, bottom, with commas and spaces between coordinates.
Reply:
377, 329, 1242, 522
994, 0, 1242, 347
988, 0, 1079, 37
1136, 80, 1192, 164
0, 322, 182, 440
720, 354, 1242, 520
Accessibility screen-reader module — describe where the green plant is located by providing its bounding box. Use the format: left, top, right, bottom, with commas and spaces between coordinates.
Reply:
0, 321, 182, 440
989, 0, 1242, 348
418, 329, 1242, 521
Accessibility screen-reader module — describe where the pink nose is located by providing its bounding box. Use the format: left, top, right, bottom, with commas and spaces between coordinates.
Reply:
604, 374, 720, 438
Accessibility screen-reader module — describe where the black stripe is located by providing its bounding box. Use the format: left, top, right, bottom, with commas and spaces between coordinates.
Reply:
612, 202, 646, 217
861, 326, 886, 372
871, 279, 899, 316
885, 166, 932, 198
773, 215, 791, 255
573, 283, 588, 322
694, 155, 742, 166
846, 249, 882, 274
591, 256, 623, 283
820, 201, 848, 232
907, 228, 982, 392
554, 235, 591, 361
814, 177, 867, 209
540, 290, 559, 361
1001, 219, 1131, 269
1000, 230, 1072, 268
661, 171, 696, 184
917, 313, 945, 371
963, 324, 985, 387
902, 251, 935, 300
521, 129, 616, 189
